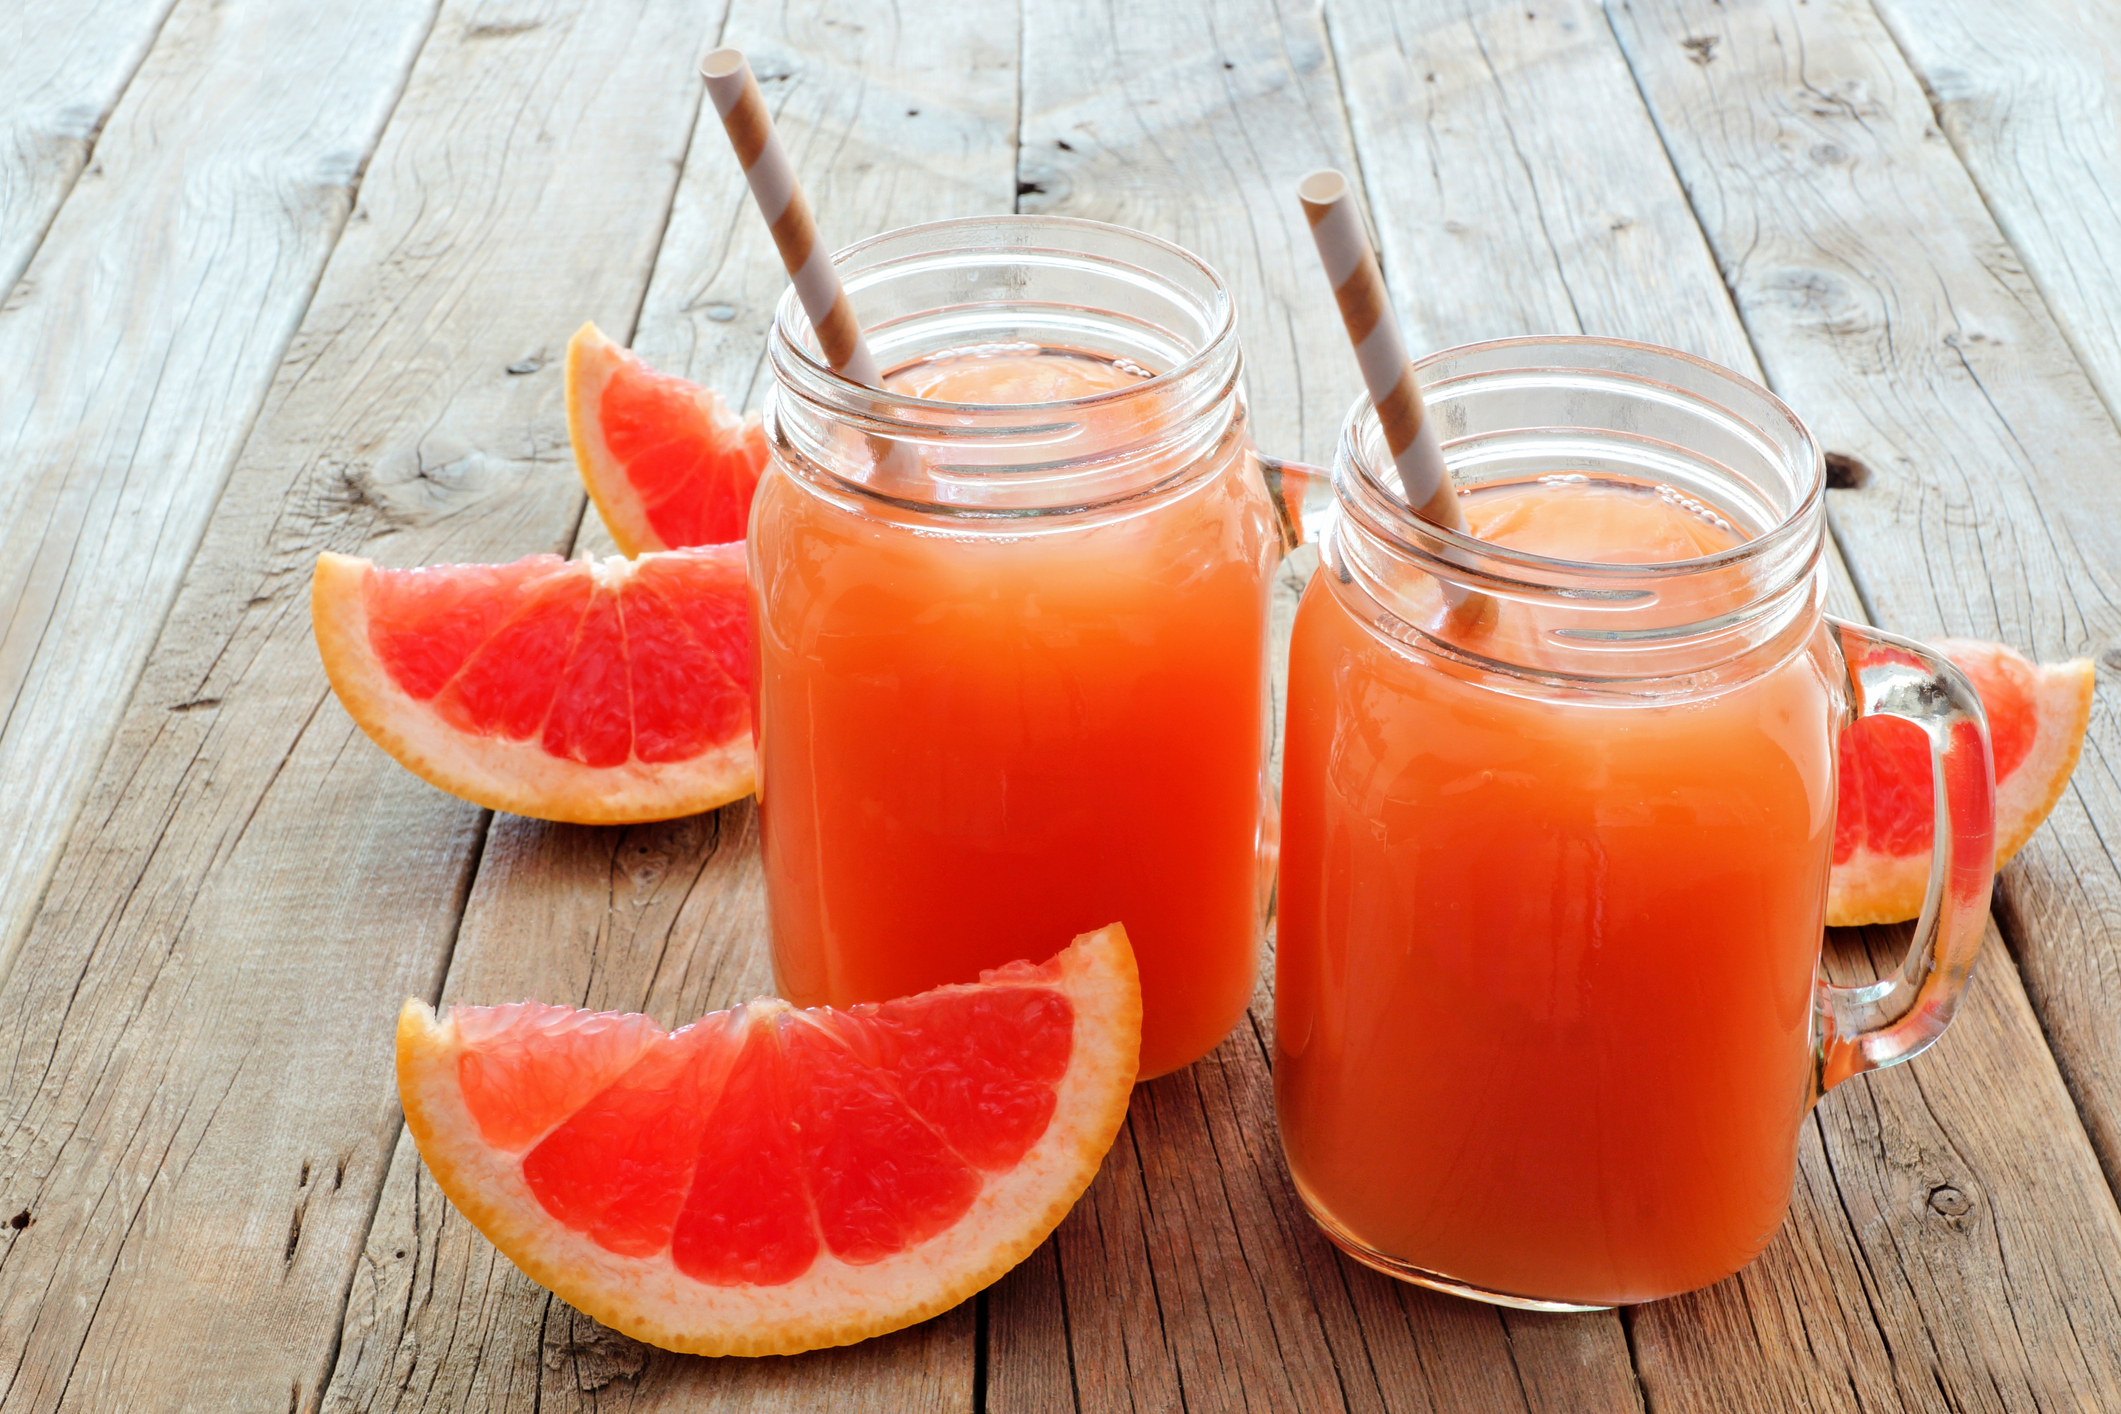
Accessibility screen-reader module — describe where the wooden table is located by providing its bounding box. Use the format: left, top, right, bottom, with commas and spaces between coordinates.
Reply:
4, 0, 2119, 1408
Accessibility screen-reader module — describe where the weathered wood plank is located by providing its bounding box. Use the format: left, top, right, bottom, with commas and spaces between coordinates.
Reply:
0, 0, 178, 298
1867, 0, 2121, 426
0, 3, 710, 1408
1328, 0, 2121, 1407
0, 0, 439, 978
1330, 0, 1750, 371
1017, 0, 1363, 468
324, 2, 1021, 1406
1000, 2, 1644, 1409
1589, 0, 2121, 1403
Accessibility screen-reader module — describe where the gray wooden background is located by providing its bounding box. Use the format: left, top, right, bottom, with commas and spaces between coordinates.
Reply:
2, 0, 2119, 1409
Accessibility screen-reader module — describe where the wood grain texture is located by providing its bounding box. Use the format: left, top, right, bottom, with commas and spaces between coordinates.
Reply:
1868, 0, 2121, 426
1328, 0, 1751, 370
1018, 0, 1364, 470
1605, 0, 2121, 1213
0, 3, 709, 1408
4, 1, 2115, 1409
0, 0, 439, 979
1324, 0, 1869, 620
1326, 0, 2121, 1408
325, 1, 1021, 1406
1000, 2, 1645, 1408
0, 0, 179, 298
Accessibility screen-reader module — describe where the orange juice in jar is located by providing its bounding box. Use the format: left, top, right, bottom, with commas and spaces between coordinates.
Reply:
1275, 338, 1995, 1307
750, 218, 1279, 1080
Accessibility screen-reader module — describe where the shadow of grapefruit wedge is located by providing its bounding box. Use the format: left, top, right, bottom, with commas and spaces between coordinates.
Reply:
1830, 639, 2095, 926
396, 926, 1141, 1357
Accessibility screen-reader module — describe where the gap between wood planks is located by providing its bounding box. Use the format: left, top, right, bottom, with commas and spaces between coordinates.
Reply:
1603, 0, 2121, 1179
1854, 0, 2121, 1214
1864, 0, 2121, 435
995, 2, 1610, 1409
313, 1, 720, 1406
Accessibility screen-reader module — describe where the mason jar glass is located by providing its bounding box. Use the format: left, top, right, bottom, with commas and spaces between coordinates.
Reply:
1275, 336, 1995, 1307
750, 216, 1279, 1080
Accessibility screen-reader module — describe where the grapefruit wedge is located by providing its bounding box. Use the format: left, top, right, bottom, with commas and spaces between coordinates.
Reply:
397, 925, 1141, 1356
567, 322, 769, 555
313, 546, 752, 824
1830, 638, 2095, 926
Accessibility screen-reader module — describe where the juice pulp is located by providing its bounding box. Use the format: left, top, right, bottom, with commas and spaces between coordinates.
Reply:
1275, 475, 1837, 1305
751, 347, 1276, 1080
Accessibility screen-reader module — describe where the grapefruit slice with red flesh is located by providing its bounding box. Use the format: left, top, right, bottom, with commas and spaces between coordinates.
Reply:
1830, 639, 2095, 926
312, 546, 753, 824
567, 322, 769, 555
397, 925, 1141, 1356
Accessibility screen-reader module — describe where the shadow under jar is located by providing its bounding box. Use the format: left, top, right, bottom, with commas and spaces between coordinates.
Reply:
1274, 337, 1995, 1308
749, 216, 1279, 1081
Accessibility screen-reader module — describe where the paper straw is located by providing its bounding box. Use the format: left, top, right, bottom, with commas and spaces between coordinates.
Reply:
1297, 169, 1467, 533
701, 48, 882, 388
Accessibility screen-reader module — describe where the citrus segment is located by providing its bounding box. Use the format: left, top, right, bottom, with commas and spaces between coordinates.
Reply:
396, 925, 1141, 1356
455, 1004, 665, 1151
566, 322, 770, 555
859, 984, 1074, 1170
519, 1018, 742, 1258
313, 545, 753, 824
365, 556, 561, 699
1829, 638, 2094, 926
673, 1028, 818, 1287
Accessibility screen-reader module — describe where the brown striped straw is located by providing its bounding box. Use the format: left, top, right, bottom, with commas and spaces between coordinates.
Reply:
701, 48, 882, 388
1297, 169, 1467, 534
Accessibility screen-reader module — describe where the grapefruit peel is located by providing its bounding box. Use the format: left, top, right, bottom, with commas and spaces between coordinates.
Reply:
1829, 639, 2094, 927
396, 925, 1141, 1357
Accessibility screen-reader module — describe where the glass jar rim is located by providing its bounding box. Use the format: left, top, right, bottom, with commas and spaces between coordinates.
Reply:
1337, 333, 1826, 587
770, 213, 1238, 410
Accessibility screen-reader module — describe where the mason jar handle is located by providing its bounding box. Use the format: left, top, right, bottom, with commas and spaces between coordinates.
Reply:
1258, 455, 1335, 553
1815, 617, 1997, 1097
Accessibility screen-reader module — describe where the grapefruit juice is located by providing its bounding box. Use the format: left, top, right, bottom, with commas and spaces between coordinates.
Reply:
1277, 473, 1838, 1306
752, 220, 1278, 1083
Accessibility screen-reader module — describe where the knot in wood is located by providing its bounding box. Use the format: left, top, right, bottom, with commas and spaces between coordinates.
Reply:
1927, 1185, 1971, 1217
1823, 452, 1870, 489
